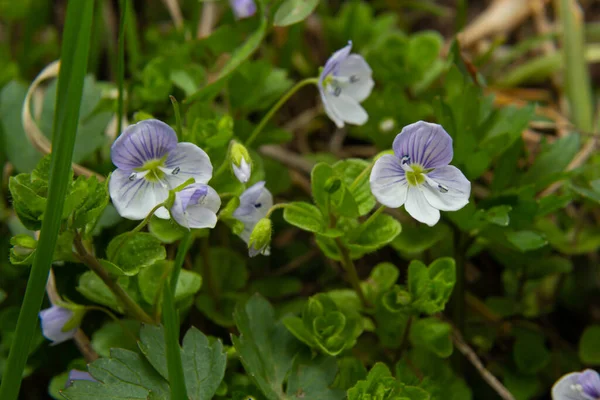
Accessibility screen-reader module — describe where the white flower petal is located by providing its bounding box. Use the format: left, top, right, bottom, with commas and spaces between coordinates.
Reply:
233, 181, 273, 244
422, 165, 470, 211
320, 91, 345, 128
39, 306, 78, 345
337, 54, 374, 102
552, 372, 592, 400
163, 142, 213, 188
233, 158, 251, 183
320, 41, 353, 79
405, 186, 440, 226
325, 92, 368, 126
109, 168, 169, 220
184, 187, 221, 229
370, 154, 409, 208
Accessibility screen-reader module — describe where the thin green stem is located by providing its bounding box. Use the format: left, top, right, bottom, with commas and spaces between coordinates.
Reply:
170, 95, 184, 140
132, 202, 166, 234
170, 231, 193, 294
354, 205, 385, 237
0, 2, 96, 398
265, 203, 289, 219
162, 280, 188, 400
116, 0, 127, 136
74, 234, 154, 324
334, 238, 369, 308
349, 161, 374, 191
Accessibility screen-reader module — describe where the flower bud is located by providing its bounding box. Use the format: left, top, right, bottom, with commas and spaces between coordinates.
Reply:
248, 218, 272, 257
39, 304, 86, 345
9, 234, 37, 265
230, 141, 252, 183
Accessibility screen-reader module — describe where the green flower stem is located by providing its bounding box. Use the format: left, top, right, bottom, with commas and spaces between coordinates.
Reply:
349, 161, 374, 191
265, 203, 290, 219
334, 238, 369, 308
170, 95, 184, 140
162, 279, 188, 400
352, 205, 385, 238
131, 202, 167, 234
73, 234, 154, 324
170, 231, 193, 293
116, 0, 127, 137
0, 2, 96, 398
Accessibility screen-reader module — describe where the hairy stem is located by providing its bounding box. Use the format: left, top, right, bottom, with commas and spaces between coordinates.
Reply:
334, 238, 369, 307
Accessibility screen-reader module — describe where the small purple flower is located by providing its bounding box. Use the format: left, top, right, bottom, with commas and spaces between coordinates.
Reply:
233, 181, 273, 256
39, 305, 78, 345
369, 121, 470, 226
109, 119, 212, 220
65, 369, 97, 388
552, 369, 600, 400
230, 0, 256, 19
171, 183, 221, 229
318, 41, 374, 128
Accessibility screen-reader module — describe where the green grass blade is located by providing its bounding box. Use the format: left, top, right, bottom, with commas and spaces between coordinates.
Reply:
558, 0, 594, 132
162, 279, 188, 400
0, 2, 96, 399
117, 0, 128, 135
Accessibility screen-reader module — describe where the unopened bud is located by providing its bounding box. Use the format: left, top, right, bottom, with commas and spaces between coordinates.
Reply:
248, 218, 272, 257
230, 141, 252, 183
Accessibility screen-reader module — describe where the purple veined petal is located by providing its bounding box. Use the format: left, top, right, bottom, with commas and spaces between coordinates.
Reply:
39, 305, 78, 345
579, 370, 600, 399
109, 168, 170, 220
552, 372, 596, 400
404, 186, 440, 226
230, 0, 256, 19
369, 154, 409, 208
422, 165, 470, 212
392, 121, 453, 169
111, 119, 178, 170
233, 157, 252, 183
320, 41, 353, 83
323, 92, 368, 126
336, 54, 374, 102
163, 142, 213, 188
172, 184, 221, 229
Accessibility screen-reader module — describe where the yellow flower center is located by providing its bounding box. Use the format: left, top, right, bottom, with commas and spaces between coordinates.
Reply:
135, 156, 167, 182
405, 164, 426, 186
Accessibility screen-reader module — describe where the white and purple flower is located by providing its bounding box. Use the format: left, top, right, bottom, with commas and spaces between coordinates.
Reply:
318, 41, 374, 128
552, 369, 600, 400
39, 305, 78, 345
230, 0, 256, 19
171, 183, 221, 229
233, 181, 273, 256
369, 121, 470, 226
109, 119, 212, 220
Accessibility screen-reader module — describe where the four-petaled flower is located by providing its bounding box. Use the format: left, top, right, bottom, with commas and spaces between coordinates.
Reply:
552, 369, 600, 400
39, 305, 78, 345
230, 0, 256, 19
318, 41, 374, 128
233, 181, 273, 257
370, 121, 470, 226
171, 183, 221, 229
109, 119, 212, 220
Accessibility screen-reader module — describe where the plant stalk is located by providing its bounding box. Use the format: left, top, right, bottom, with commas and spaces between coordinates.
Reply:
334, 238, 368, 307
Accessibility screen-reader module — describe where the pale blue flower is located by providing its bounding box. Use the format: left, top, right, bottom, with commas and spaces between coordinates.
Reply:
369, 121, 470, 226
233, 181, 273, 256
39, 305, 78, 345
230, 0, 256, 19
171, 183, 221, 229
318, 41, 374, 128
65, 370, 97, 388
109, 119, 212, 220
552, 369, 600, 400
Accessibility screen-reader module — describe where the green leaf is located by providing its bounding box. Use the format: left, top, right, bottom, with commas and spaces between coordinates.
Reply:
138, 325, 228, 400
286, 351, 345, 399
333, 357, 368, 391
361, 262, 399, 304
138, 261, 202, 305
91, 320, 141, 358
505, 230, 547, 252
9, 234, 37, 266
578, 325, 600, 365
513, 329, 550, 374
374, 286, 411, 348
71, 176, 110, 234
107, 232, 166, 276
348, 362, 429, 400
283, 202, 342, 237
520, 134, 580, 188
273, 0, 319, 27
76, 271, 137, 313
9, 173, 48, 230
194, 247, 248, 293
482, 205, 512, 227
409, 318, 453, 358
147, 215, 187, 243
333, 159, 376, 217
311, 162, 359, 218
347, 213, 402, 258
408, 258, 456, 315
391, 222, 451, 257
232, 295, 302, 400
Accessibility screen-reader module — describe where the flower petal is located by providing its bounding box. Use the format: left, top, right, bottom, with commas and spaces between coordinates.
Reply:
422, 165, 470, 211
324, 92, 368, 126
552, 372, 592, 400
173, 184, 221, 229
163, 142, 213, 187
230, 0, 256, 19
337, 54, 374, 102
392, 121, 453, 169
233, 157, 251, 183
405, 186, 440, 226
111, 119, 178, 170
370, 154, 409, 208
320, 41, 352, 80
109, 168, 170, 220
320, 90, 345, 128
579, 370, 600, 398
233, 181, 273, 243
39, 306, 78, 345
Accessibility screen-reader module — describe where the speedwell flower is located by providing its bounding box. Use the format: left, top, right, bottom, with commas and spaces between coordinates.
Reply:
369, 121, 470, 226
171, 183, 221, 229
39, 305, 79, 345
66, 370, 97, 388
230, 141, 252, 183
109, 119, 212, 220
230, 0, 256, 19
233, 181, 273, 256
318, 41, 374, 128
552, 369, 600, 400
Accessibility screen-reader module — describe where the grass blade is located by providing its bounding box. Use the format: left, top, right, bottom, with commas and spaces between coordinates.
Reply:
162, 279, 188, 399
0, 1, 96, 399
117, 0, 128, 135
